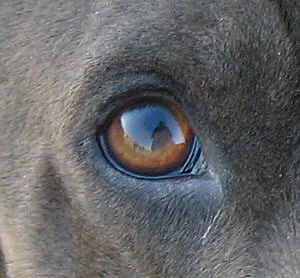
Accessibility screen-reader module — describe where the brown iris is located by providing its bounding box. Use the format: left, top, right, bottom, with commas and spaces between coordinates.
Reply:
104, 98, 194, 176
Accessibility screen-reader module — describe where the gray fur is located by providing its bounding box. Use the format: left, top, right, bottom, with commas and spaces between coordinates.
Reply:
0, 1, 299, 277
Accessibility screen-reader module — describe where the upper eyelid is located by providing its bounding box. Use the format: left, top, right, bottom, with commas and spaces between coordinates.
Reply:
72, 70, 195, 151
94, 72, 188, 127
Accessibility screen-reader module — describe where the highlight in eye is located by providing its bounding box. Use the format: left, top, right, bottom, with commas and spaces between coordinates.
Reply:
98, 97, 202, 178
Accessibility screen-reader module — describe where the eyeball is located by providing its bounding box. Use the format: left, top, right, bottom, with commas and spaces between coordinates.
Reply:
99, 97, 200, 178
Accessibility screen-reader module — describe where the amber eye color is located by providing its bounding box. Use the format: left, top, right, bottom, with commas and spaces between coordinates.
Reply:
99, 97, 201, 178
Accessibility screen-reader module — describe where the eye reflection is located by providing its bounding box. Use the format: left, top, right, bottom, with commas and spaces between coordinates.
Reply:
99, 97, 201, 178
120, 104, 185, 151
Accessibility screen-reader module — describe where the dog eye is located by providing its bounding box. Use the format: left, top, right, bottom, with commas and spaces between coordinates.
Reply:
98, 97, 203, 179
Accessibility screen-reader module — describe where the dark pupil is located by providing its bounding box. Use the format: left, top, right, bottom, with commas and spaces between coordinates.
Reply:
120, 104, 185, 151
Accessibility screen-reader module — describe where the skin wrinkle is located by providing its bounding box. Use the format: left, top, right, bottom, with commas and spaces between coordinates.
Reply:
0, 0, 299, 277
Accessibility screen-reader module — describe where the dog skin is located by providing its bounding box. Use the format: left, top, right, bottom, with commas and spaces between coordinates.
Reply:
0, 1, 299, 277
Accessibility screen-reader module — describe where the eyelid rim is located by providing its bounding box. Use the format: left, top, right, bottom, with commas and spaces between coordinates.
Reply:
98, 134, 204, 180
93, 72, 191, 127
92, 73, 207, 180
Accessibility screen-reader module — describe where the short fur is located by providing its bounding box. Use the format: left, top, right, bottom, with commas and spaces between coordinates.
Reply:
0, 1, 299, 277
